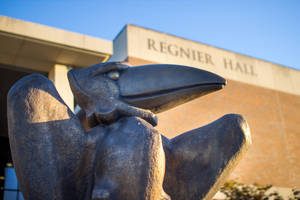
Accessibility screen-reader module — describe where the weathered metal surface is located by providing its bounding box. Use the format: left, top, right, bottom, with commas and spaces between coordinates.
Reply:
7, 62, 251, 200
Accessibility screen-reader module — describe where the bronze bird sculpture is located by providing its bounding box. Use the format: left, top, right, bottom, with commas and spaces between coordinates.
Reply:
7, 62, 251, 200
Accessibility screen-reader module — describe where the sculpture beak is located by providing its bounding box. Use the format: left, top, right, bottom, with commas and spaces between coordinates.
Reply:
119, 64, 226, 113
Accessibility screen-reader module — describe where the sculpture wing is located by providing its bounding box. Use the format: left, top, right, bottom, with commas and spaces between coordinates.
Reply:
7, 74, 99, 200
162, 114, 251, 200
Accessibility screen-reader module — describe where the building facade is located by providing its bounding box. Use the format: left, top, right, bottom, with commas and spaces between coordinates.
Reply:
0, 16, 299, 197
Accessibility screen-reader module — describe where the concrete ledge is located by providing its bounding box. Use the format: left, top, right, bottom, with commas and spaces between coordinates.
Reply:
0, 16, 113, 71
0, 15, 112, 55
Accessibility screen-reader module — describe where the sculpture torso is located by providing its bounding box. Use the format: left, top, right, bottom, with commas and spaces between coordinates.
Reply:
92, 117, 169, 200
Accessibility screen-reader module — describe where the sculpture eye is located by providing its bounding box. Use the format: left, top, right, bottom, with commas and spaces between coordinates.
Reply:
107, 71, 120, 80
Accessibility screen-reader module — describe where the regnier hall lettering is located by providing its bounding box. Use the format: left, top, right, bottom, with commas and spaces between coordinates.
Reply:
147, 38, 215, 65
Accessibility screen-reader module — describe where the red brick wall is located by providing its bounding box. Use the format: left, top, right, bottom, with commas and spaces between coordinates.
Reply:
128, 56, 300, 188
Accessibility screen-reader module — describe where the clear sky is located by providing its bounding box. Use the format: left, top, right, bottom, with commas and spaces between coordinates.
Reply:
1, 0, 299, 70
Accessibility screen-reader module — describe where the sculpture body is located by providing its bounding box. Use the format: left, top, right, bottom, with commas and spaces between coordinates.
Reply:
7, 62, 251, 200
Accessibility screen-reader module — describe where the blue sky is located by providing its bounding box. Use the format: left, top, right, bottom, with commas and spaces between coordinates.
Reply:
1, 0, 299, 70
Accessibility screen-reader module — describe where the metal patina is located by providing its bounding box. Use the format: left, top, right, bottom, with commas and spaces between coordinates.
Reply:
7, 62, 251, 200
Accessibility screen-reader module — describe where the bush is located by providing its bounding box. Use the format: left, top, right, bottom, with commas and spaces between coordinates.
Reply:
220, 180, 300, 200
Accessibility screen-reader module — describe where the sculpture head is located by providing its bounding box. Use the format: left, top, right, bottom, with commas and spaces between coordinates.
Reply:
68, 62, 226, 126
